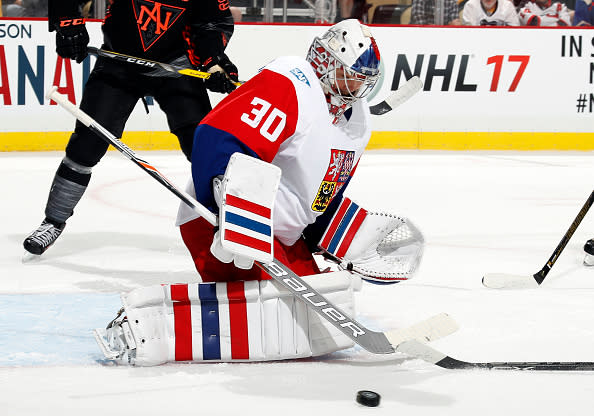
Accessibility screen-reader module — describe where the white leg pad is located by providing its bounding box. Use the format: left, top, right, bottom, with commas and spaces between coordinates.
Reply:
95, 272, 359, 366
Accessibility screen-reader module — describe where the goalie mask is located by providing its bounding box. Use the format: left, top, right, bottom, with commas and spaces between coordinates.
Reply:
307, 19, 381, 124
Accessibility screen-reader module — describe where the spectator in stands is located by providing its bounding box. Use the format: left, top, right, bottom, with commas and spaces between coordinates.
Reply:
411, 0, 461, 24
573, 0, 593, 25
23, 0, 48, 17
462, 0, 520, 24
519, 0, 570, 25
338, 0, 367, 20
2, 0, 26, 16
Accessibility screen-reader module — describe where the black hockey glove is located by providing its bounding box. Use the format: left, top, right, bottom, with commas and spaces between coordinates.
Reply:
204, 55, 239, 94
55, 19, 89, 63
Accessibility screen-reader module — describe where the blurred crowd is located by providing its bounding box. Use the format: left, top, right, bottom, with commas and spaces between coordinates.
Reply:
0, 0, 592, 26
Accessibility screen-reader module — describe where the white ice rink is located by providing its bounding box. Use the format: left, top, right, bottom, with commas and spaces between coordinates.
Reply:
1, 150, 593, 415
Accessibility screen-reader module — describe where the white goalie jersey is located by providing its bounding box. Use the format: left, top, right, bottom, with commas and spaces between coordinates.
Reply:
177, 56, 372, 246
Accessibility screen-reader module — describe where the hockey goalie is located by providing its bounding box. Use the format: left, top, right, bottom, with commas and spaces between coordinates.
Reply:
94, 20, 425, 366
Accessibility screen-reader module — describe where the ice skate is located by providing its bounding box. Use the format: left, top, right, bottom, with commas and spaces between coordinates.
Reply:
23, 219, 66, 256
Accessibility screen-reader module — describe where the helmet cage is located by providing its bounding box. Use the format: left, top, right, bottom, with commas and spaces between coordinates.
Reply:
307, 31, 380, 122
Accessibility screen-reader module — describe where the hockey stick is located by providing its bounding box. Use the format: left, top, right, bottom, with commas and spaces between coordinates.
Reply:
89, 45, 418, 114
483, 189, 594, 289
369, 76, 423, 116
87, 47, 243, 87
396, 339, 594, 371
47, 86, 457, 355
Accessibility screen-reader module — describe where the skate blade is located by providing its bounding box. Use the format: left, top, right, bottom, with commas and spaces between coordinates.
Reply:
22, 251, 43, 264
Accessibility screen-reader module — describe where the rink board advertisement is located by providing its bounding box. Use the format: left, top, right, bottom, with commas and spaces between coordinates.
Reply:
0, 19, 593, 150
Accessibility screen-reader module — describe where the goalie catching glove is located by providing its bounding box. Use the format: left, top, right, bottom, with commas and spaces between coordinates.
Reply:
210, 153, 282, 269
318, 197, 424, 284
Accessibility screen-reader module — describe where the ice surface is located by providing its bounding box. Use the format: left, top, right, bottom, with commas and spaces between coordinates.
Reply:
1, 150, 594, 415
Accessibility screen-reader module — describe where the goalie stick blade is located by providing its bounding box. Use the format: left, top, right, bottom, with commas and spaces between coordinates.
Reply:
369, 76, 423, 115
395, 340, 594, 371
482, 273, 540, 289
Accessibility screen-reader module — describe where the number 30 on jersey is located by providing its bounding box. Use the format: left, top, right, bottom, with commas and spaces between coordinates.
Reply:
240, 97, 287, 143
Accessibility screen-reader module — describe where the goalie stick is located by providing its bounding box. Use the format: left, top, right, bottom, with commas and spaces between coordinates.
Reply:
47, 86, 456, 356
87, 47, 243, 87
369, 76, 423, 116
89, 46, 419, 116
483, 189, 594, 289
49, 88, 594, 372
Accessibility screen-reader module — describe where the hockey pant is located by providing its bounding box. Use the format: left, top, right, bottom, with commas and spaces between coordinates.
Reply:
180, 216, 321, 282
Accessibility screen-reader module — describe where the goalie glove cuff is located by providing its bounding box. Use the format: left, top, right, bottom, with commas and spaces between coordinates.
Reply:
318, 197, 424, 284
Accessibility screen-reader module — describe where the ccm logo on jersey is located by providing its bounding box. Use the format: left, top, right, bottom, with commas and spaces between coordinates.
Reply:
59, 18, 85, 27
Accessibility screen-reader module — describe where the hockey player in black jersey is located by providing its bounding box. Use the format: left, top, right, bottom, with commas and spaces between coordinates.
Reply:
23, 0, 238, 256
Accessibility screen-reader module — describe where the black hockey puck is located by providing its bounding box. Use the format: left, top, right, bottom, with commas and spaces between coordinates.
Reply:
356, 390, 380, 407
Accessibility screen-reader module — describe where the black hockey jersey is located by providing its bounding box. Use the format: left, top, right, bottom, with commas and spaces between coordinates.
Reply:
48, 0, 234, 64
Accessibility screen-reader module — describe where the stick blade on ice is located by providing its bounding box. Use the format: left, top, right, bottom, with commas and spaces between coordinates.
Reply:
482, 273, 540, 289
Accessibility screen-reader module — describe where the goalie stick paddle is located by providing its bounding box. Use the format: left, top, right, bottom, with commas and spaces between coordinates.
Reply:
47, 86, 457, 356
483, 189, 594, 289
369, 76, 423, 116
87, 47, 243, 87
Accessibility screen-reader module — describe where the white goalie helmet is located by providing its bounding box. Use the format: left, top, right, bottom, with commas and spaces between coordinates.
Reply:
307, 19, 381, 123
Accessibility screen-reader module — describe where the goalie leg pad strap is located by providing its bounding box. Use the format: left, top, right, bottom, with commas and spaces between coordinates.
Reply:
96, 272, 358, 366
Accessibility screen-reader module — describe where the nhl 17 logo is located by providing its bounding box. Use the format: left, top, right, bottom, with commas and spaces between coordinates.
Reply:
132, 0, 186, 51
